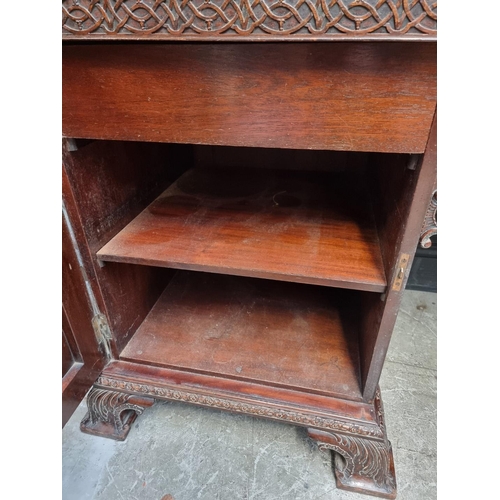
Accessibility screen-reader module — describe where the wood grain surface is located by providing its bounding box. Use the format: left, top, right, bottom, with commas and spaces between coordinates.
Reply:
121, 271, 363, 400
98, 167, 386, 292
63, 42, 436, 153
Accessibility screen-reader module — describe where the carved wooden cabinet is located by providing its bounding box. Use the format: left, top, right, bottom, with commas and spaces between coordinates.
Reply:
62, 2, 437, 498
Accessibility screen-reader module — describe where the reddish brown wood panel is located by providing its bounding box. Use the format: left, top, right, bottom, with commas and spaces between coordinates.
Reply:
62, 192, 107, 426
357, 153, 418, 396
62, 304, 81, 363
98, 167, 386, 292
62, 331, 74, 378
63, 42, 436, 153
121, 271, 363, 401
62, 141, 188, 353
103, 360, 373, 422
360, 114, 437, 400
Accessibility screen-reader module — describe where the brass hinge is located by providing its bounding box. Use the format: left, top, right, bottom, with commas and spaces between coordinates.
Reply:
92, 313, 112, 359
406, 154, 421, 171
391, 253, 410, 291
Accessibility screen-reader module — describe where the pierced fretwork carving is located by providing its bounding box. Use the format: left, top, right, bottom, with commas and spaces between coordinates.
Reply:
62, 0, 437, 39
80, 387, 155, 441
420, 189, 437, 248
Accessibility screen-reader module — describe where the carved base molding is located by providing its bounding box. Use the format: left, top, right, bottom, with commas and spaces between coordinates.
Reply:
82, 368, 396, 497
80, 387, 155, 440
95, 374, 385, 439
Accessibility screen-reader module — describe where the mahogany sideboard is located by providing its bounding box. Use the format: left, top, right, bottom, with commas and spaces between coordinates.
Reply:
62, 2, 437, 498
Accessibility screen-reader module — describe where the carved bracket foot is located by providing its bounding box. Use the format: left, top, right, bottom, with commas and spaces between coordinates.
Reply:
308, 429, 396, 499
80, 387, 155, 441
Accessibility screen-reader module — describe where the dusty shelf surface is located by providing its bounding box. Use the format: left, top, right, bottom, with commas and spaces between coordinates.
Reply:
120, 271, 363, 400
98, 167, 386, 292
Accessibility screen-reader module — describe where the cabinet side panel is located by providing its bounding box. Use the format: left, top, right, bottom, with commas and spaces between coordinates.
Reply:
63, 141, 191, 353
359, 115, 437, 400
63, 43, 436, 153
372, 154, 421, 283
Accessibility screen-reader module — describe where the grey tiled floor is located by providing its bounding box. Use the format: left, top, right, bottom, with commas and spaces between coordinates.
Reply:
63, 290, 436, 500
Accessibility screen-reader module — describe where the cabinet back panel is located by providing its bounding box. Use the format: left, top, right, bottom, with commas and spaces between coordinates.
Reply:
63, 42, 436, 153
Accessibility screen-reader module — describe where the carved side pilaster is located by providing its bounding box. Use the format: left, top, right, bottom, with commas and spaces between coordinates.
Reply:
80, 387, 155, 441
420, 189, 437, 249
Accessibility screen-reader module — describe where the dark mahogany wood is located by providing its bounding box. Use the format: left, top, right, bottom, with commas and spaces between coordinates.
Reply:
62, 318, 76, 378
85, 359, 395, 498
102, 360, 378, 424
308, 427, 396, 499
62, 140, 189, 353
359, 114, 437, 400
62, 42, 436, 153
62, 0, 437, 41
80, 387, 154, 441
63, 167, 107, 426
98, 167, 387, 292
121, 271, 363, 400
62, 32, 437, 498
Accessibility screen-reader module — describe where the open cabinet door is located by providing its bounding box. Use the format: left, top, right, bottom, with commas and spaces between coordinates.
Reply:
62, 164, 109, 426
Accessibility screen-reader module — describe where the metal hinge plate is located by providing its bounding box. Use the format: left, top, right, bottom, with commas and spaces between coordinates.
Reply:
92, 313, 112, 359
391, 253, 411, 292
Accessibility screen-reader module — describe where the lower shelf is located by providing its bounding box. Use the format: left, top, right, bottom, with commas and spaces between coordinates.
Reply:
120, 271, 363, 401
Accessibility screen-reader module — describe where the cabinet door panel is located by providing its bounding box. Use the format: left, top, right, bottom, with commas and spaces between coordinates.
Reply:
62, 165, 107, 427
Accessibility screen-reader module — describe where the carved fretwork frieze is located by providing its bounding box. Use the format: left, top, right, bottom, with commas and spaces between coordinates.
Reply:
62, 0, 437, 39
95, 375, 384, 439
420, 189, 437, 248
81, 387, 155, 440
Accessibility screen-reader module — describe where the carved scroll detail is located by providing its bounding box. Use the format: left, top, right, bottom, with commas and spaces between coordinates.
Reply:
317, 434, 396, 497
307, 386, 396, 498
81, 387, 154, 440
420, 189, 437, 248
62, 0, 437, 39
96, 375, 384, 439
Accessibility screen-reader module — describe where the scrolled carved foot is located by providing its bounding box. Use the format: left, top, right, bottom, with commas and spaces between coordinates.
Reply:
80, 387, 155, 441
308, 428, 396, 499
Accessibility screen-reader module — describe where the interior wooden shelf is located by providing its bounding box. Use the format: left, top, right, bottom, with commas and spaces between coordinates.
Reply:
97, 167, 386, 292
121, 271, 363, 401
